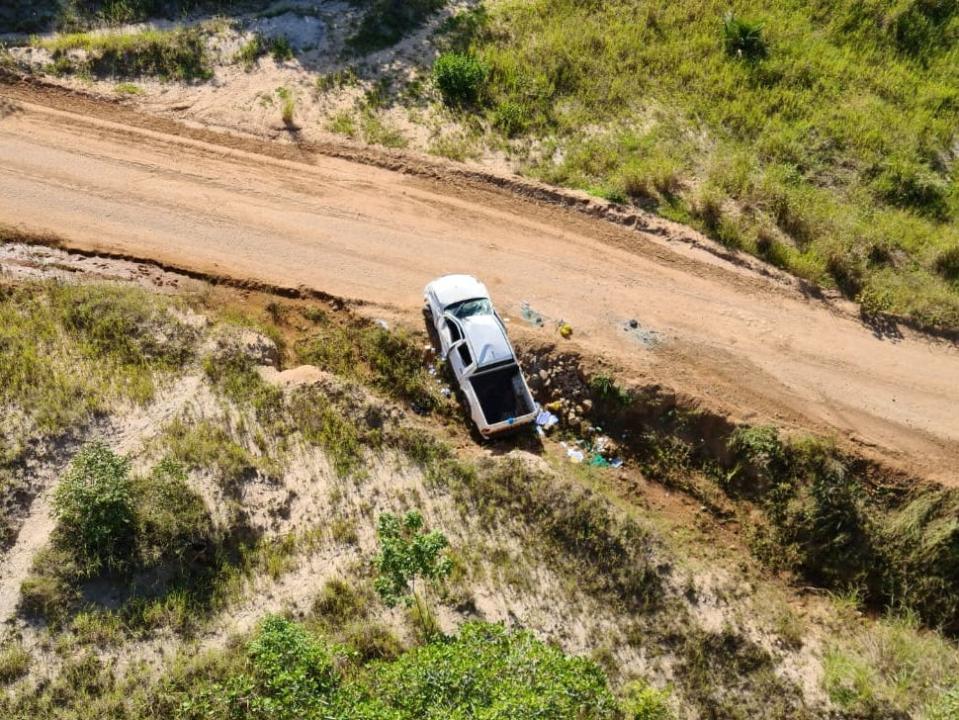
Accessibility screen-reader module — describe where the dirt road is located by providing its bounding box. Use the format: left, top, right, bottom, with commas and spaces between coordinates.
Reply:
1, 81, 957, 485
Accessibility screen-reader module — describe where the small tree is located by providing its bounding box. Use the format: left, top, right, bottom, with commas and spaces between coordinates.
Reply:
52, 442, 135, 577
374, 510, 452, 638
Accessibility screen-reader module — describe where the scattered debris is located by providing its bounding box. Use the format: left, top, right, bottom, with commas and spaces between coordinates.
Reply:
535, 410, 560, 430
375, 318, 390, 330
622, 319, 661, 348
559, 323, 573, 339
520, 302, 546, 327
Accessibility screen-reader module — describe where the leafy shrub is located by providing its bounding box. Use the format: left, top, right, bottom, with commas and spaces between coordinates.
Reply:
590, 374, 631, 406
343, 622, 620, 719
176, 620, 625, 720
52, 443, 136, 577
433, 52, 487, 106
247, 615, 338, 717
722, 13, 768, 61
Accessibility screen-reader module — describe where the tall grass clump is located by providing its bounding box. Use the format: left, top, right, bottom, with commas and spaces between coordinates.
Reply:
35, 26, 213, 80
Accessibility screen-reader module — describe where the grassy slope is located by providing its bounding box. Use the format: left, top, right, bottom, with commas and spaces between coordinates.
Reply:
445, 0, 959, 330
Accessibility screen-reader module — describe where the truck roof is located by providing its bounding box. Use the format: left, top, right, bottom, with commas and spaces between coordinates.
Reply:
461, 314, 514, 368
429, 274, 490, 309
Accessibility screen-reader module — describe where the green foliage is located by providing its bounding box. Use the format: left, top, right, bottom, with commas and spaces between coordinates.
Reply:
52, 443, 136, 577
935, 246, 959, 283
620, 679, 674, 720
722, 13, 768, 61
176, 620, 622, 720
373, 510, 452, 608
246, 616, 338, 718
433, 52, 488, 106
823, 610, 959, 718
590, 374, 631, 406
341, 622, 620, 719
927, 685, 959, 720
162, 416, 270, 491
0, 280, 194, 439
312, 578, 372, 626
269, 35, 294, 62
36, 26, 213, 80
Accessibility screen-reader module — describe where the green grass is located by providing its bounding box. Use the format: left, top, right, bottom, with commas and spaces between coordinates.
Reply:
440, 0, 959, 331
34, 26, 213, 80
824, 610, 959, 718
114, 81, 143, 94
295, 319, 447, 414
234, 33, 295, 71
276, 86, 296, 125
0, 642, 30, 685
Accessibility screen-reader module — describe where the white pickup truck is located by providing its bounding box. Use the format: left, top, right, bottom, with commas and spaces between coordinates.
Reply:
424, 275, 539, 437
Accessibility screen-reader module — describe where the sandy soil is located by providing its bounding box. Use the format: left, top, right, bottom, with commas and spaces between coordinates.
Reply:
1, 80, 958, 487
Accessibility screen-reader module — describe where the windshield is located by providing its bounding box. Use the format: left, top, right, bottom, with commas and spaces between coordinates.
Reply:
447, 297, 493, 319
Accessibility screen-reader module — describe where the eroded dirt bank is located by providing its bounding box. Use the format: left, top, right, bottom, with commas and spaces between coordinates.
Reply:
1, 77, 958, 488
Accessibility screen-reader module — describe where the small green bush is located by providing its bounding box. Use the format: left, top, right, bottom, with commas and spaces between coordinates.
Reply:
433, 52, 487, 106
722, 13, 768, 61
52, 442, 136, 577
248, 615, 338, 716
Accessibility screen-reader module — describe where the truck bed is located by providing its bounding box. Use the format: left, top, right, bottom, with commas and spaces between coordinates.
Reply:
469, 364, 536, 425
